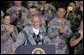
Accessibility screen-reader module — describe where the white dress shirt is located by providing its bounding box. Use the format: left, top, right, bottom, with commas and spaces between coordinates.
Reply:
33, 27, 39, 35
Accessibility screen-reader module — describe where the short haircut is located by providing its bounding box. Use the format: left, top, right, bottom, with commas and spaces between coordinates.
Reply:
3, 14, 11, 19
31, 14, 41, 22
57, 6, 66, 11
29, 6, 38, 11
29, 6, 37, 9
68, 1, 76, 6
29, 6, 38, 10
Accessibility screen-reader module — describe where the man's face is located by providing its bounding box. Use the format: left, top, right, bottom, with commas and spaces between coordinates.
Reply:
29, 8, 38, 16
14, 1, 22, 6
31, 17, 41, 29
69, 2, 76, 11
4, 16, 11, 25
57, 8, 65, 18
80, 1, 83, 6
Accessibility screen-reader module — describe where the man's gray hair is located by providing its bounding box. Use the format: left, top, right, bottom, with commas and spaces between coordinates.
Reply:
31, 14, 41, 21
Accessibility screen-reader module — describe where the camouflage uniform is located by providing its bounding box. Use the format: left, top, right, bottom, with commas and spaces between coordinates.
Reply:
13, 25, 51, 49
7, 6, 29, 23
70, 28, 83, 54
44, 8, 56, 22
38, 4, 56, 31
1, 24, 18, 54
39, 4, 56, 15
7, 6, 29, 31
48, 18, 72, 54
67, 10, 82, 33
27, 1, 39, 9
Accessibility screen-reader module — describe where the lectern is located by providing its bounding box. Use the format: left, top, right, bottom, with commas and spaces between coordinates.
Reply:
16, 45, 56, 54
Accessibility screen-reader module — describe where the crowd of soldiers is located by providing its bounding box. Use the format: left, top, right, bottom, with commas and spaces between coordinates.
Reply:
1, 1, 83, 54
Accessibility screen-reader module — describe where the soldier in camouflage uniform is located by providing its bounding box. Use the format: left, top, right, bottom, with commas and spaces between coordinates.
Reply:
13, 15, 51, 54
38, 1, 56, 31
39, 1, 56, 21
27, 1, 39, 9
70, 20, 83, 54
1, 15, 18, 54
48, 7, 72, 54
66, 2, 82, 33
39, 1, 56, 13
6, 1, 29, 31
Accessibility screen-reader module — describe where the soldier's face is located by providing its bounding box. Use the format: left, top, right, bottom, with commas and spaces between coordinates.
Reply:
57, 8, 65, 18
14, 1, 22, 6
4, 16, 11, 25
31, 17, 41, 29
69, 2, 76, 11
29, 8, 38, 16
80, 1, 83, 6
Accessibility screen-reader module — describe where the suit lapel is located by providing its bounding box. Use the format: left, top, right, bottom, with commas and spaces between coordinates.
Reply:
28, 26, 36, 45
